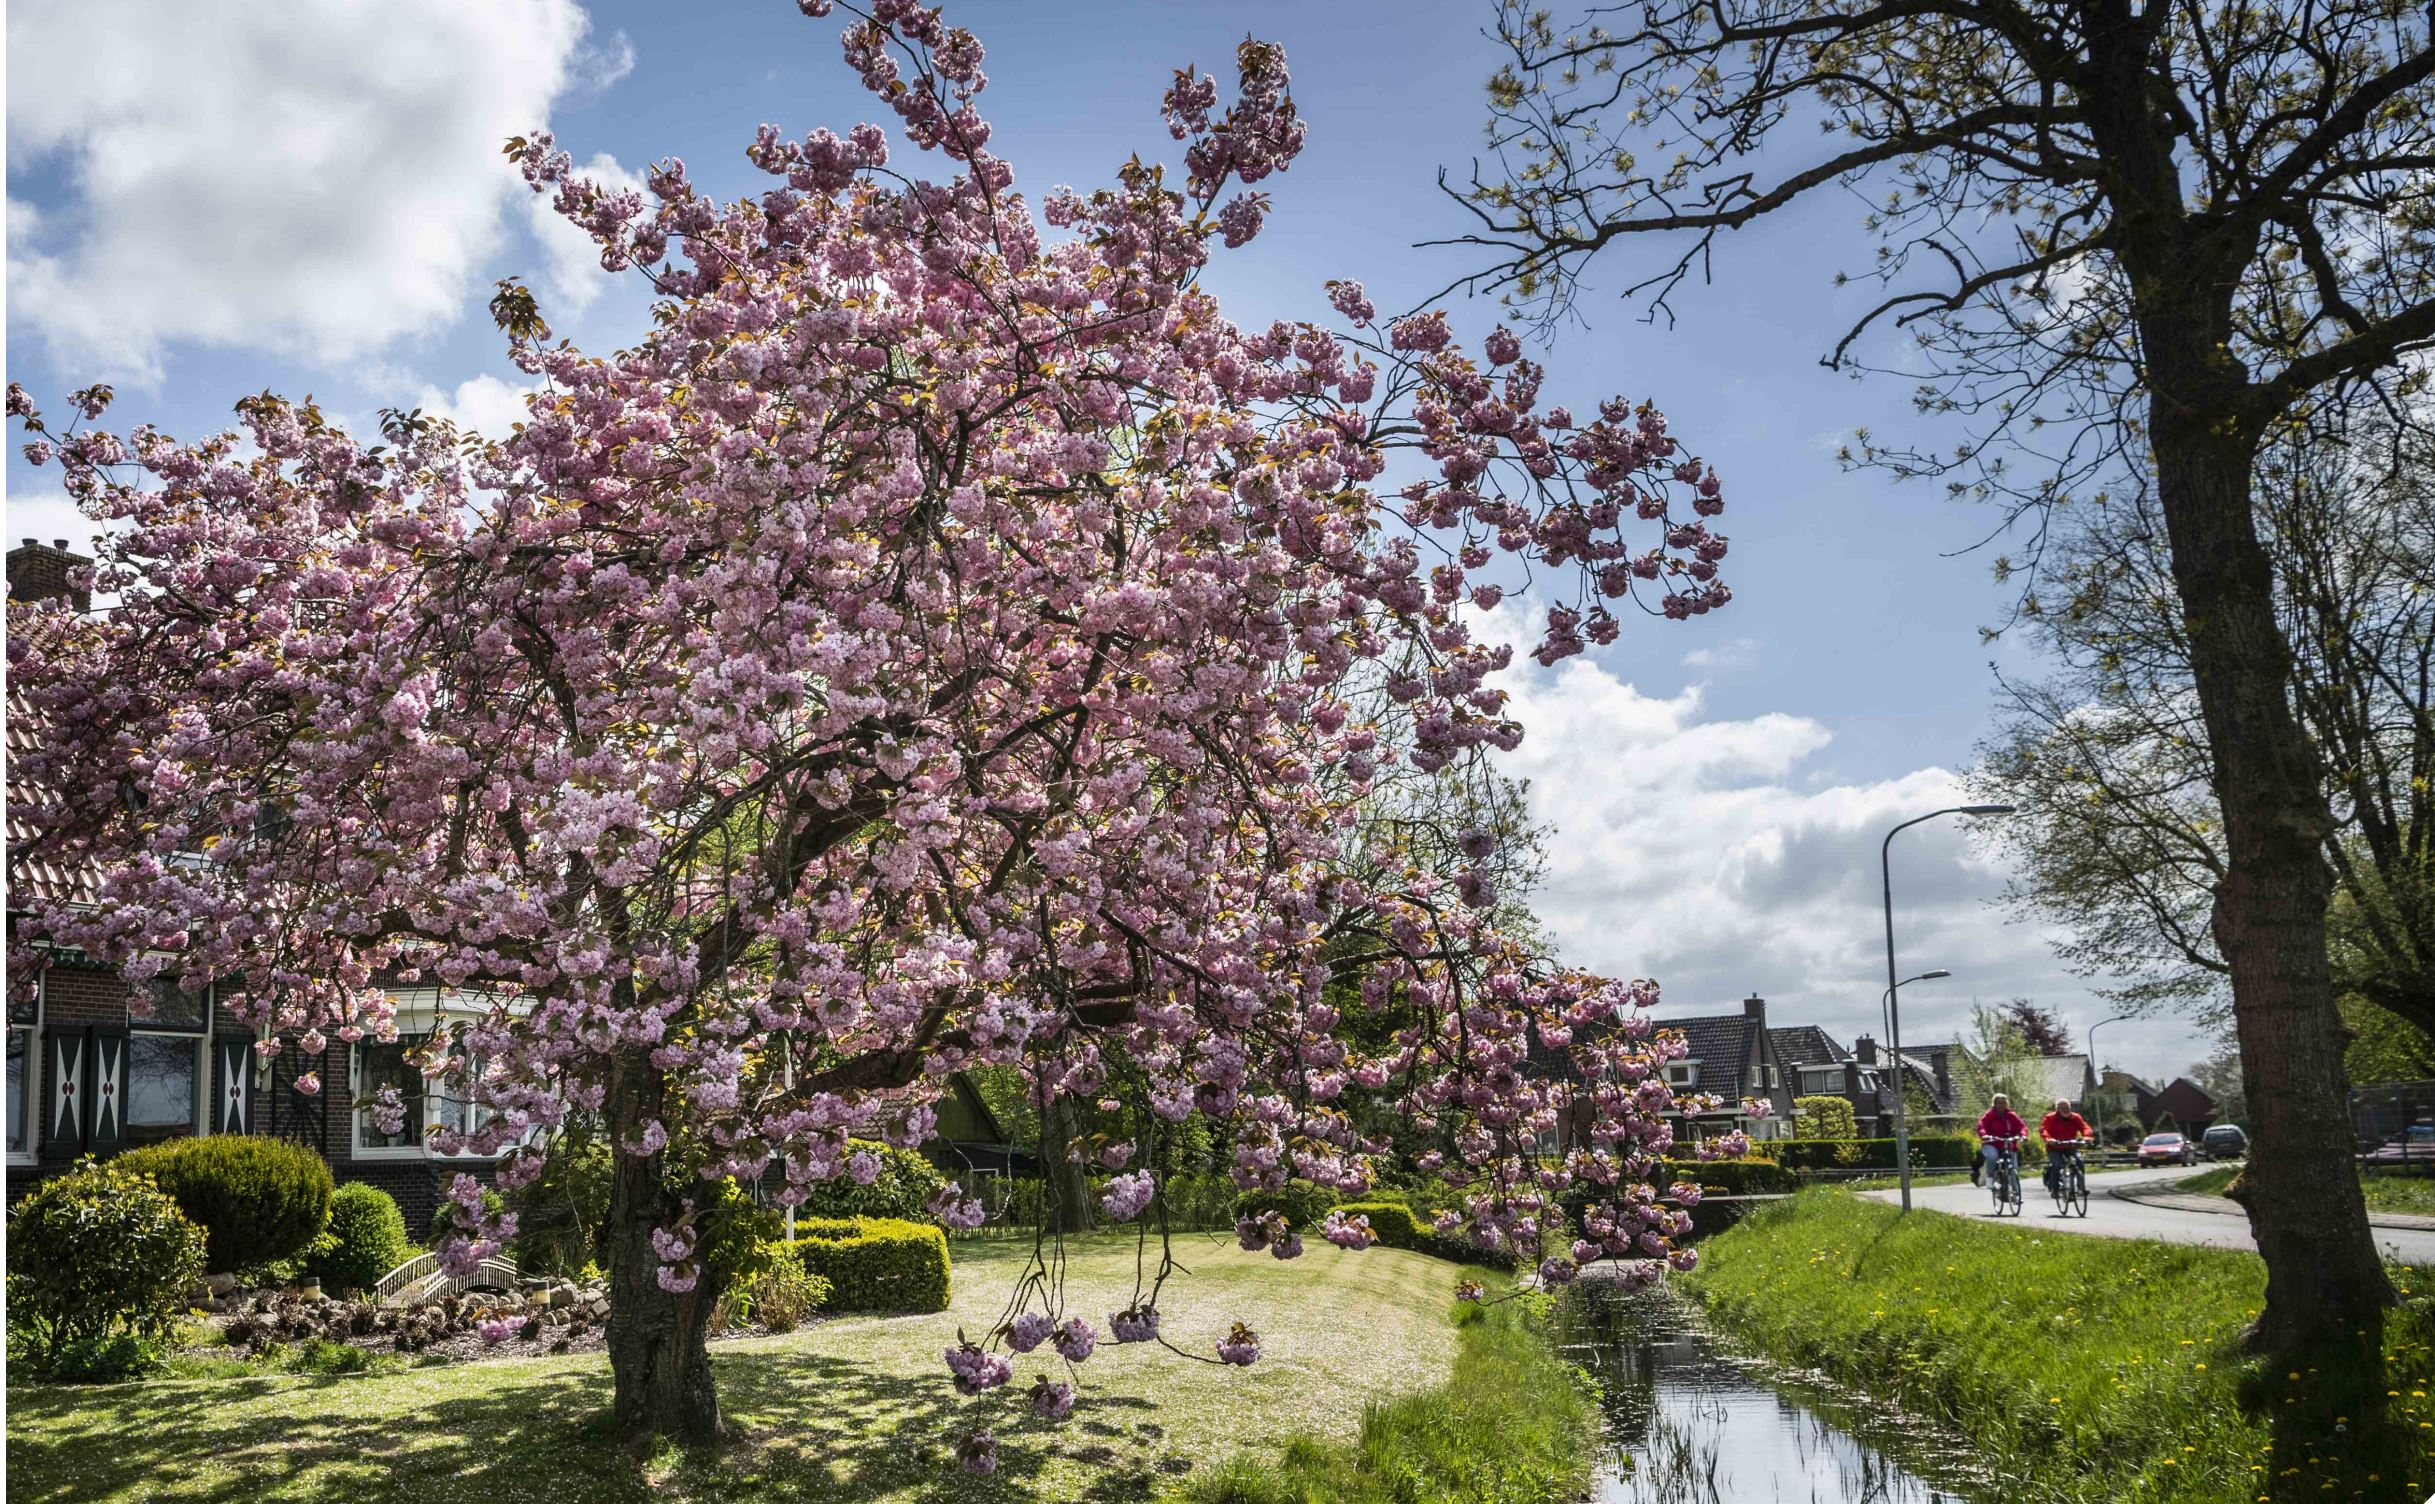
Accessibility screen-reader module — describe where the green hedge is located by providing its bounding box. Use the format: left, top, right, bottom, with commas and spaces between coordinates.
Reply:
1752, 1137, 1974, 1171
1232, 1179, 1338, 1230
116, 1135, 332, 1273
786, 1216, 950, 1313
1657, 1158, 1801, 1195
1330, 1201, 1516, 1269
796, 1140, 948, 1223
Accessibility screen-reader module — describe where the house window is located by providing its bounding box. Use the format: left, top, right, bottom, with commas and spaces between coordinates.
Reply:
1666, 1063, 1699, 1089
353, 1031, 498, 1159
6, 981, 37, 1161
130, 976, 210, 1145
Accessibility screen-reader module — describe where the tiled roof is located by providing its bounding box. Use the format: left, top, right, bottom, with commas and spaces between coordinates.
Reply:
1768, 1024, 1847, 1066
5, 687, 94, 907
1653, 1011, 1755, 1093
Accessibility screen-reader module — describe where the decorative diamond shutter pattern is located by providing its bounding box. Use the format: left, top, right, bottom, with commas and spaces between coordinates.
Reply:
84, 1024, 127, 1154
218, 1031, 255, 1136
42, 1029, 87, 1159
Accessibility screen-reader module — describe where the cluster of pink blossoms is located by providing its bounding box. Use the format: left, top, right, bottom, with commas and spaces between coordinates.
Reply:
3, 0, 1738, 1450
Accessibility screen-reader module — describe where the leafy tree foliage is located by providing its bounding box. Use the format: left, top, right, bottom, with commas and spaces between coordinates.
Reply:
1450, 0, 2435, 1432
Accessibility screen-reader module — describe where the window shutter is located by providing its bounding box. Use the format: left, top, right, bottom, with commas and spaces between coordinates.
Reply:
217, 1030, 256, 1136
85, 1024, 128, 1155
42, 1028, 89, 1160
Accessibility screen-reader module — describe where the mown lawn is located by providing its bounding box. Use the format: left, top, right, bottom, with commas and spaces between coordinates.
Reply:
7, 1234, 1491, 1504
1686, 1188, 2435, 1504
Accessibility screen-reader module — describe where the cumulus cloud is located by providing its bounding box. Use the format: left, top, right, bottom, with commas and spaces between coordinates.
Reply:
6, 0, 595, 383
1474, 601, 2196, 1075
416, 374, 541, 439
527, 152, 645, 317
2, 487, 101, 558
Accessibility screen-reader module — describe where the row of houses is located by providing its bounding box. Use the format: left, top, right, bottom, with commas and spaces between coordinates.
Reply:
1640, 993, 2220, 1145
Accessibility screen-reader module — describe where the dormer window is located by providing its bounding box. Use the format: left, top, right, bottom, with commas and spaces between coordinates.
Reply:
1666, 1062, 1699, 1089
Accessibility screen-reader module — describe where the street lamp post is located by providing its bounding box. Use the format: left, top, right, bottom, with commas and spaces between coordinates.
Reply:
2085, 1013, 2133, 1156
1883, 804, 2014, 1210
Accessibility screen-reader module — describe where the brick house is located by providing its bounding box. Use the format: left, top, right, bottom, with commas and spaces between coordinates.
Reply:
6, 539, 503, 1228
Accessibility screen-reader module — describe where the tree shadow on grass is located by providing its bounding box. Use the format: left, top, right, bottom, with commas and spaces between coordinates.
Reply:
9, 1345, 1199, 1504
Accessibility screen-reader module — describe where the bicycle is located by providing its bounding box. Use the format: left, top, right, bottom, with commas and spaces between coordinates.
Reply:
1985, 1135, 2025, 1217
2044, 1142, 2089, 1218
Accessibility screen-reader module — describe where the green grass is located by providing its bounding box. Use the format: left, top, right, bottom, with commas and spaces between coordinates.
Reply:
1684, 1188, 2435, 1503
6, 1234, 1500, 1503
1182, 1297, 1594, 1504
2178, 1164, 2435, 1217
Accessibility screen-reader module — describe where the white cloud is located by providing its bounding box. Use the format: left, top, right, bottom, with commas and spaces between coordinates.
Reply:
527, 152, 645, 317
416, 374, 540, 438
6, 0, 595, 383
1679, 635, 1757, 673
2, 486, 101, 558
1476, 602, 2208, 1080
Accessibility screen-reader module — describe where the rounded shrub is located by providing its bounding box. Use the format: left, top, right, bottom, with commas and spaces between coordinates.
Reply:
716, 1248, 831, 1333
797, 1139, 949, 1223
116, 1135, 333, 1273
6, 1157, 208, 1366
308, 1182, 415, 1294
787, 1216, 950, 1313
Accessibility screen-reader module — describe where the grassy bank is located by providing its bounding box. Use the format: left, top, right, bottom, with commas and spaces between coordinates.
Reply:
2180, 1165, 2435, 1218
1686, 1189, 2435, 1503
1185, 1296, 1595, 1504
7, 1235, 1500, 1503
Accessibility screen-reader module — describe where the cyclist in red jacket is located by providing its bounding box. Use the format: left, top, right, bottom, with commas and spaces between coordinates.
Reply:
2040, 1098, 2092, 1193
1972, 1094, 2027, 1187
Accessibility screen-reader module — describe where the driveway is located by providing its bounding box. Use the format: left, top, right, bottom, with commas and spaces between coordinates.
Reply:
1860, 1164, 2435, 1265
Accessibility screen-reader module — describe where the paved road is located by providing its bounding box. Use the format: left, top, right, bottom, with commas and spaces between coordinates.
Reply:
1861, 1165, 2435, 1265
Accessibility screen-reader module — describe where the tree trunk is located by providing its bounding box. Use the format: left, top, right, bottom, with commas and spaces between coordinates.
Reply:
1039, 1091, 1096, 1234
603, 1051, 723, 1444
2145, 410, 2392, 1375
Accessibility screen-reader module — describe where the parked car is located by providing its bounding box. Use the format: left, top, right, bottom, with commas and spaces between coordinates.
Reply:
2200, 1124, 2248, 1160
2361, 1124, 2435, 1166
2137, 1132, 2198, 1166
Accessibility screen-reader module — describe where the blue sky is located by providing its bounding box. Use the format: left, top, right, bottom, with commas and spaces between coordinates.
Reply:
2, 0, 2212, 1083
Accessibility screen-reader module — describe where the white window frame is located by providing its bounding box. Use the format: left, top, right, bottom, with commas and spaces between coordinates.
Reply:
350, 990, 513, 1163
7, 972, 41, 1166
127, 971, 214, 1147
1666, 1060, 1701, 1089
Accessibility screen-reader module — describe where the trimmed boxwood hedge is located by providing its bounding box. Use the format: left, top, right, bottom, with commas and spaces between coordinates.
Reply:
116, 1135, 333, 1273
1747, 1136, 1975, 1171
787, 1216, 950, 1313
1329, 1200, 1517, 1269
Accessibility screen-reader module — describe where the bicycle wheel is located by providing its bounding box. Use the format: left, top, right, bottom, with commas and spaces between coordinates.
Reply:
2067, 1168, 2089, 1218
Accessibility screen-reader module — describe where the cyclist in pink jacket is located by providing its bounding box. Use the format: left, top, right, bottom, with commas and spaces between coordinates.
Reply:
1971, 1094, 2028, 1187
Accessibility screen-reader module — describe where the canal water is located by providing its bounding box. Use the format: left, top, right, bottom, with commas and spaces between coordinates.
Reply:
1554, 1280, 2000, 1504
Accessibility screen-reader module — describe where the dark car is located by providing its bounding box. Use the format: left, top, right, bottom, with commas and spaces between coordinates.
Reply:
2200, 1124, 2247, 1160
2137, 1131, 2198, 1167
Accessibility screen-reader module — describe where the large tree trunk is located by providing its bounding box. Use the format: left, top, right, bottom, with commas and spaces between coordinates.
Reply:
603, 1050, 723, 1444
2145, 408, 2392, 1370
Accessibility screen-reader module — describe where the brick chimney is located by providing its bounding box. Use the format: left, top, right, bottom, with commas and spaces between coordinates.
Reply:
1854, 1034, 1878, 1065
8, 538, 91, 613
1742, 992, 1766, 1027
1931, 1047, 1951, 1102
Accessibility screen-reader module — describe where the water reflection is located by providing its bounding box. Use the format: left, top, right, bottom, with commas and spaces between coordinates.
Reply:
1555, 1278, 2000, 1504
